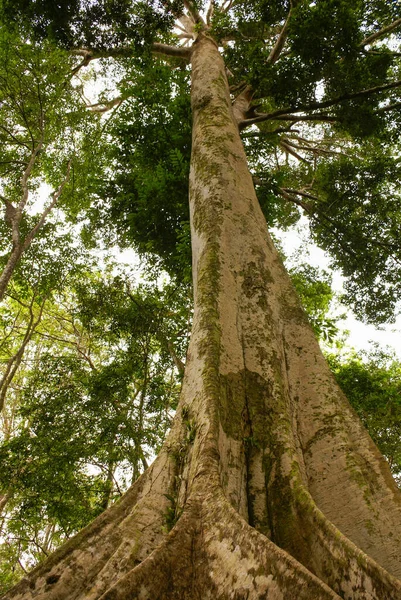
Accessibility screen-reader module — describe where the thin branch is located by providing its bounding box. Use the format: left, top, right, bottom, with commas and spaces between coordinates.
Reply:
378, 102, 401, 113
241, 126, 300, 137
280, 140, 309, 163
0, 293, 48, 411
239, 79, 401, 129
86, 96, 123, 113
8, 536, 49, 557
0, 124, 31, 149
281, 138, 346, 158
19, 138, 44, 213
361, 18, 401, 47
34, 330, 97, 371
22, 160, 72, 252
280, 187, 320, 202
279, 187, 311, 212
272, 113, 339, 123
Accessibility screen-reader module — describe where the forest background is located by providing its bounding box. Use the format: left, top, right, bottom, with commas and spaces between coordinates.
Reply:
1, 0, 401, 593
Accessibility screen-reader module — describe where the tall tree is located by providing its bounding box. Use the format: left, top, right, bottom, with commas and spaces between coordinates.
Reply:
2, 1, 401, 599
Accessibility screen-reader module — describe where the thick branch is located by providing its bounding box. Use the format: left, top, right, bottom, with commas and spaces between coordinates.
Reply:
72, 43, 191, 63
232, 85, 254, 123
71, 50, 95, 76
183, 0, 204, 24
267, 8, 293, 65
206, 0, 214, 25
222, 0, 242, 13
0, 492, 10, 515
167, 339, 186, 377
152, 42, 192, 61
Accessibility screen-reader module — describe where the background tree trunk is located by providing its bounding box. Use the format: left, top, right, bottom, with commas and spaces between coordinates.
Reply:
3, 35, 401, 600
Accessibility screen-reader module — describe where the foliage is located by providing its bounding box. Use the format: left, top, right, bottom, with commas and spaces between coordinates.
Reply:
82, 58, 193, 282
1, 0, 178, 49
289, 263, 340, 343
0, 23, 107, 302
0, 268, 189, 583
4, 0, 398, 321
328, 347, 401, 483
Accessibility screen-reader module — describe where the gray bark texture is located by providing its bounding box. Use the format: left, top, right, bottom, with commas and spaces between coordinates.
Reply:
3, 35, 401, 600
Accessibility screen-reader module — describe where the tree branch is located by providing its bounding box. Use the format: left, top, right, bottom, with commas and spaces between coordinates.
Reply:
280, 187, 320, 202
270, 113, 339, 123
183, 0, 204, 24
378, 101, 401, 113
239, 79, 401, 129
86, 97, 123, 113
278, 187, 312, 212
71, 50, 95, 77
152, 42, 192, 61
206, 0, 214, 25
19, 139, 44, 214
0, 293, 48, 411
222, 0, 242, 13
281, 138, 346, 158
361, 18, 401, 47
280, 140, 309, 163
267, 5, 295, 65
241, 126, 300, 138
72, 43, 191, 63
22, 160, 72, 252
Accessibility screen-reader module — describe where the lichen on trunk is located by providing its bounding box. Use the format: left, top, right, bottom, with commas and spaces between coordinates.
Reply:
3, 33, 401, 600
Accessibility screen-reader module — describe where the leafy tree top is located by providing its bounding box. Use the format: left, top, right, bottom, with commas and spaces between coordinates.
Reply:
2, 0, 401, 321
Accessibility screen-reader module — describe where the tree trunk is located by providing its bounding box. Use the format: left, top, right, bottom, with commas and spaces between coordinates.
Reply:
3, 34, 401, 600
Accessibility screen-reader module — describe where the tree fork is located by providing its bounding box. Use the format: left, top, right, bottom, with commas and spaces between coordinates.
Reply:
3, 33, 401, 600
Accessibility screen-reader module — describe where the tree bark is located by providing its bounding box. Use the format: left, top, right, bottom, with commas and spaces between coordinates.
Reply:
0, 245, 24, 304
0, 160, 71, 304
3, 35, 401, 600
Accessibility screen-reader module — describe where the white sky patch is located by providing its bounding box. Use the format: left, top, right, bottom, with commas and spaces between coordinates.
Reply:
25, 182, 53, 216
